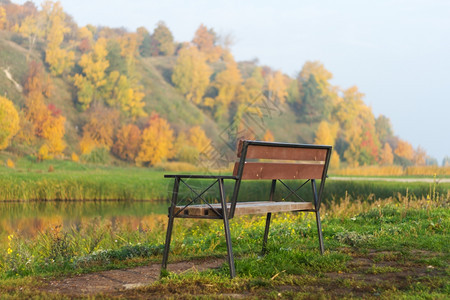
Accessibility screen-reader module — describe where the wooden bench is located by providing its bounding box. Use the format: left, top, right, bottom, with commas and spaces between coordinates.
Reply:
162, 140, 332, 278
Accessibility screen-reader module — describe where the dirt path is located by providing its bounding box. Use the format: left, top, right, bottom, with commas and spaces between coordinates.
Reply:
42, 258, 225, 297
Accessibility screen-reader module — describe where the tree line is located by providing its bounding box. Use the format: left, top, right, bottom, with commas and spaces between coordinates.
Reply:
0, 1, 445, 168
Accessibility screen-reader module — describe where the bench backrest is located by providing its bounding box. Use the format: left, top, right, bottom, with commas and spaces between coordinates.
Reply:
229, 140, 332, 217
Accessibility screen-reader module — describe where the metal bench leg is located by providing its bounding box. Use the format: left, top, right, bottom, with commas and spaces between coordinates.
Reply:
219, 179, 236, 278
315, 210, 324, 254
161, 177, 180, 272
162, 211, 175, 270
262, 212, 272, 255
311, 179, 324, 254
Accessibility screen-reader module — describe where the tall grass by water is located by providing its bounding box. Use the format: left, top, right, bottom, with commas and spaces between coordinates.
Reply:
1, 159, 449, 201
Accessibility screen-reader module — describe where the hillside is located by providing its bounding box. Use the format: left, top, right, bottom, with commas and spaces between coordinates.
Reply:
0, 0, 437, 170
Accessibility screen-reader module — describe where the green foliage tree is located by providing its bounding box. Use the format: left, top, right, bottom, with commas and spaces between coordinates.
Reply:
297, 61, 336, 122
152, 21, 175, 56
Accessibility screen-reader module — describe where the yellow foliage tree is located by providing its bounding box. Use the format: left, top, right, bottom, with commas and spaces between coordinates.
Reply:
0, 96, 20, 150
211, 52, 242, 120
106, 72, 146, 119
263, 129, 274, 142
42, 1, 74, 75
380, 143, 394, 165
74, 38, 110, 109
267, 71, 287, 103
330, 151, 340, 169
0, 7, 6, 30
395, 140, 414, 161
172, 46, 211, 104
18, 14, 45, 61
314, 121, 339, 146
187, 126, 211, 153
136, 114, 174, 166
79, 38, 109, 86
41, 113, 66, 156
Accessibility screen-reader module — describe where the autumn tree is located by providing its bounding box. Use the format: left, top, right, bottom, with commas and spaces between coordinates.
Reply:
77, 26, 94, 53
263, 129, 274, 142
136, 114, 174, 166
137, 26, 152, 57
207, 52, 242, 120
0, 96, 20, 150
380, 143, 394, 165
172, 46, 211, 104
40, 105, 66, 156
235, 67, 264, 119
266, 71, 287, 103
103, 71, 146, 119
112, 124, 141, 161
73, 38, 109, 110
0, 7, 7, 30
23, 61, 53, 137
18, 14, 44, 61
413, 146, 426, 166
79, 106, 119, 154
42, 1, 74, 75
187, 126, 211, 152
192, 24, 222, 62
335, 86, 380, 166
375, 115, 393, 144
297, 61, 337, 122
314, 121, 338, 146
152, 21, 175, 56
394, 140, 414, 161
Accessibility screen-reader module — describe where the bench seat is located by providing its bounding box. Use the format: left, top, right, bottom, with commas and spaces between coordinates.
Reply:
175, 201, 314, 217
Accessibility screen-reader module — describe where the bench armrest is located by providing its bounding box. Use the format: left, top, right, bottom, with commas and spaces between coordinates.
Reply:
164, 174, 238, 180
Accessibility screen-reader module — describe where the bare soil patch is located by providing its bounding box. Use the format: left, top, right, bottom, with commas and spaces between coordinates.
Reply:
42, 258, 225, 297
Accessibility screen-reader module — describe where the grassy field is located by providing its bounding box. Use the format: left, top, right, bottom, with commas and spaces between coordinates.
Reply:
0, 191, 448, 298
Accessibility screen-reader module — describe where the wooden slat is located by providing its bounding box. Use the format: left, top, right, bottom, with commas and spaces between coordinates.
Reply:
174, 201, 314, 217
233, 162, 324, 179
238, 144, 328, 161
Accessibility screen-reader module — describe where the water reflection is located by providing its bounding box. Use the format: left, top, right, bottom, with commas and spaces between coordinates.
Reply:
0, 201, 168, 239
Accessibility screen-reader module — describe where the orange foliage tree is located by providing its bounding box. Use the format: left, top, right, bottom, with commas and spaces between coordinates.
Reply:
112, 124, 141, 162
40, 105, 66, 156
79, 106, 119, 154
263, 130, 274, 142
136, 114, 174, 166
394, 140, 414, 161
192, 24, 222, 62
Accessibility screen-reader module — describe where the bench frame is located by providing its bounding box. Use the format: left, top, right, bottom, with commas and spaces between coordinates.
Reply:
162, 140, 332, 278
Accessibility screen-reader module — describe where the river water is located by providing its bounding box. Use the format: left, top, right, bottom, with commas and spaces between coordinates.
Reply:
0, 200, 169, 239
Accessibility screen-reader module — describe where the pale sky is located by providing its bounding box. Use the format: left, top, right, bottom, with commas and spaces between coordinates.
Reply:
18, 0, 450, 163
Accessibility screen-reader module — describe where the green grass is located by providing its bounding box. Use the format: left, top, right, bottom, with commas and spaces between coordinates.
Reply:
0, 157, 449, 201
0, 193, 448, 298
